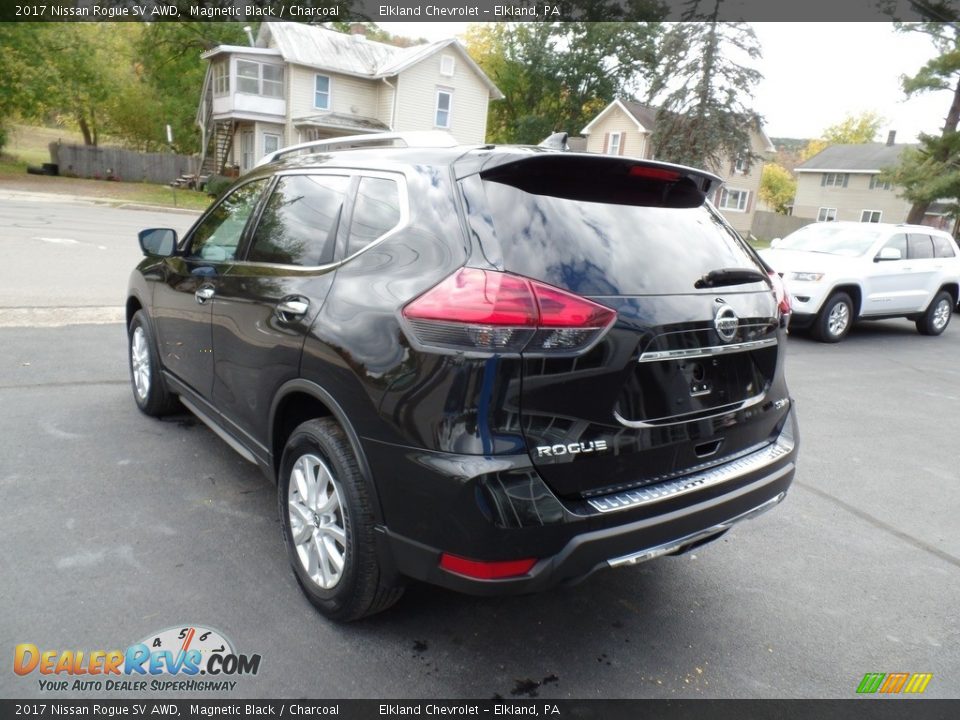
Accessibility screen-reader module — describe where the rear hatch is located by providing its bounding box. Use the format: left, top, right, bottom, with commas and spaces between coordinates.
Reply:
460, 153, 790, 500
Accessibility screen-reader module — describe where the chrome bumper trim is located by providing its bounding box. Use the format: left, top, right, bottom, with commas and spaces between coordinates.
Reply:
606, 491, 787, 567
588, 424, 795, 515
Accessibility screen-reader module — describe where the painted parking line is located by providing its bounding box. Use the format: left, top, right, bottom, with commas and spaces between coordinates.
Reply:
0, 306, 125, 328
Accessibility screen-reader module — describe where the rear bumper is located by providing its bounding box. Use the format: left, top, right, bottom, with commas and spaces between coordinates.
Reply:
368, 406, 799, 596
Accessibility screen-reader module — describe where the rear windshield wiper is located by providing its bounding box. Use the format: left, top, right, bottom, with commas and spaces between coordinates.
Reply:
695, 267, 768, 289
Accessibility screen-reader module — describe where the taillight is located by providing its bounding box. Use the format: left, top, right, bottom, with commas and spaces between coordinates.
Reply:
768, 271, 792, 318
402, 268, 617, 354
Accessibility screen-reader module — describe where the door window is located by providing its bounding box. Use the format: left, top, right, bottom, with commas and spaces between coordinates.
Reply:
189, 179, 268, 262
246, 175, 350, 266
879, 234, 907, 260
907, 234, 934, 259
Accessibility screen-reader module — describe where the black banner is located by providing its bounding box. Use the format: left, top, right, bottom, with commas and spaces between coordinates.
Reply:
1, 0, 958, 23
1, 700, 959, 720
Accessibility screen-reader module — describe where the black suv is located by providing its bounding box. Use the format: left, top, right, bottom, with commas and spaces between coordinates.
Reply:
127, 133, 798, 621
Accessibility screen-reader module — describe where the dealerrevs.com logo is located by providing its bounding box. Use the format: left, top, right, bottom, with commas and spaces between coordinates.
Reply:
14, 625, 261, 692
856, 672, 933, 695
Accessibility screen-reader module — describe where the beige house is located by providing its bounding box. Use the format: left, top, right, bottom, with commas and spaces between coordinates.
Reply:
580, 99, 775, 234
791, 138, 952, 228
196, 22, 502, 175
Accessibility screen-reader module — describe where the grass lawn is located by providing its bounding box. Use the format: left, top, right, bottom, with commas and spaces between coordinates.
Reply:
1, 124, 211, 212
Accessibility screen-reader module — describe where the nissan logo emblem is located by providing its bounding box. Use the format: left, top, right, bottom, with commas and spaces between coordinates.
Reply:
714, 305, 739, 342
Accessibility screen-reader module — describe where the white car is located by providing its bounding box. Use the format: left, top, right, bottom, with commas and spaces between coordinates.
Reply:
761, 222, 960, 342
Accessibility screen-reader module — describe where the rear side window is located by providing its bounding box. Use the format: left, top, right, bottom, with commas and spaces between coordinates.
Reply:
468, 165, 762, 296
246, 174, 349, 266
346, 177, 402, 257
908, 234, 934, 259
933, 234, 957, 258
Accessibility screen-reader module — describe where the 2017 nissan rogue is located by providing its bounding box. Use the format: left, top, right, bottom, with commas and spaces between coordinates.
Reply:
126, 133, 799, 621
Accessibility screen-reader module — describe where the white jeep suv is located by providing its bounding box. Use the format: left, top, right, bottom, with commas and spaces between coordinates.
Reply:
761, 222, 960, 342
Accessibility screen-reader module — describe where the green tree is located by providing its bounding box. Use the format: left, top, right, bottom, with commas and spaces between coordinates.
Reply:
759, 163, 797, 215
644, 10, 763, 171
466, 21, 662, 144
885, 22, 960, 224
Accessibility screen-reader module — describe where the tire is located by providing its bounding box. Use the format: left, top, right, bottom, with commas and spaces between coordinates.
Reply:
916, 291, 954, 336
278, 418, 404, 621
812, 292, 854, 343
128, 310, 180, 416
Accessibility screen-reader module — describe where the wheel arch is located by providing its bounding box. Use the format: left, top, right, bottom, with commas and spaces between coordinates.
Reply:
937, 282, 959, 308
827, 284, 863, 318
269, 380, 385, 525
126, 295, 145, 330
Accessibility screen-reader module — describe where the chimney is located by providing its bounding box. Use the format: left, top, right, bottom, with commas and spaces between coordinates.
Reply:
886, 130, 896, 146
243, 26, 255, 47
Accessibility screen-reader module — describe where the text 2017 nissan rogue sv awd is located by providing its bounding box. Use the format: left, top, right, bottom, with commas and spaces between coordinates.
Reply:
127, 133, 798, 620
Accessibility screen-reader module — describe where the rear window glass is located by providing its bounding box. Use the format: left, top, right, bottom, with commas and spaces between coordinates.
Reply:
471, 178, 762, 296
933, 234, 956, 258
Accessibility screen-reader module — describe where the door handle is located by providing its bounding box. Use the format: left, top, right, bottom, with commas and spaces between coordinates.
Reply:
276, 297, 309, 321
195, 285, 215, 304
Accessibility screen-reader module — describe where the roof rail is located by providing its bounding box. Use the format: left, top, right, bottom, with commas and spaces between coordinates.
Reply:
256, 131, 460, 167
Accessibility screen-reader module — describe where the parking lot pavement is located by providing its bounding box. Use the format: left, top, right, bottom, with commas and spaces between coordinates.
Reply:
1, 320, 958, 700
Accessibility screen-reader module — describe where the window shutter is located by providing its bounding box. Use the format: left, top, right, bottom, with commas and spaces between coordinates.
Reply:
619, 134, 625, 155
602, 133, 609, 153
842, 174, 849, 188
746, 191, 754, 213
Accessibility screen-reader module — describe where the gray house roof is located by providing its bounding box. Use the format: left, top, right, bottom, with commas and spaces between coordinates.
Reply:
796, 143, 916, 173
253, 22, 503, 99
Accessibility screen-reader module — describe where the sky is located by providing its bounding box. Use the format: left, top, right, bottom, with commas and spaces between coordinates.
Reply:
378, 21, 955, 143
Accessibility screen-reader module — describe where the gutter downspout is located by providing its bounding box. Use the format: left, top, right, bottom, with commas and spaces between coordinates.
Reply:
382, 77, 398, 131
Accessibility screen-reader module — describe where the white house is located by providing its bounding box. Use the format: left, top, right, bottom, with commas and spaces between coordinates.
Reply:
196, 22, 503, 175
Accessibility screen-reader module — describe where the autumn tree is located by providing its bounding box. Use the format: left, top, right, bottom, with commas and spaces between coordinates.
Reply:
644, 4, 763, 171
800, 111, 884, 160
759, 163, 797, 215
466, 21, 662, 144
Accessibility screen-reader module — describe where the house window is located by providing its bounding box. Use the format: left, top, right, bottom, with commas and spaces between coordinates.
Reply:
440, 55, 455, 77
734, 154, 748, 174
718, 188, 749, 212
607, 132, 623, 156
236, 60, 284, 98
817, 207, 837, 222
314, 75, 331, 110
435, 89, 452, 128
869, 175, 892, 190
263, 133, 281, 159
860, 210, 882, 223
213, 61, 229, 96
240, 130, 255, 172
821, 173, 848, 187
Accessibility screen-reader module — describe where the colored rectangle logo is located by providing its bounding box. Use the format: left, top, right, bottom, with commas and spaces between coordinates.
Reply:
857, 673, 932, 695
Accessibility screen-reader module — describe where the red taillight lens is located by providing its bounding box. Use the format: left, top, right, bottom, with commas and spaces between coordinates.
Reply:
768, 271, 792, 317
402, 268, 617, 354
439, 553, 537, 580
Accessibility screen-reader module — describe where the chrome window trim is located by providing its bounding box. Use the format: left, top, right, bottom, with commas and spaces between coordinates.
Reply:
230, 169, 409, 273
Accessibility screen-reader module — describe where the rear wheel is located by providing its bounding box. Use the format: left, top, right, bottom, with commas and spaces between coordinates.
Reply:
278, 418, 404, 621
812, 292, 854, 343
128, 310, 179, 416
916, 291, 953, 336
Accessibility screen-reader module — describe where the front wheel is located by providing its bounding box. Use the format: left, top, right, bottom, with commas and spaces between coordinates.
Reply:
812, 292, 854, 343
278, 418, 404, 621
916, 291, 954, 336
128, 310, 179, 416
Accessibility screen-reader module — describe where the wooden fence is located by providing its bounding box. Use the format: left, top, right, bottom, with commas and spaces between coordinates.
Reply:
50, 143, 198, 184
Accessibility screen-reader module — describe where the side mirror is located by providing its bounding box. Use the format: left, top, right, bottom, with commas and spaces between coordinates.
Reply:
875, 247, 902, 262
769, 237, 782, 248
138, 228, 177, 257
